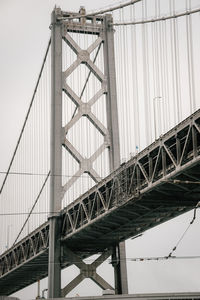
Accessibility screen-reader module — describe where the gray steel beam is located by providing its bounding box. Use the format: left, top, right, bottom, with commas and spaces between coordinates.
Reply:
48, 7, 63, 298
103, 14, 128, 294
61, 248, 114, 297
103, 14, 121, 171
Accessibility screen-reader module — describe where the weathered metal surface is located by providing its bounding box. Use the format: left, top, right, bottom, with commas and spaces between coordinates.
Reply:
1, 109, 200, 295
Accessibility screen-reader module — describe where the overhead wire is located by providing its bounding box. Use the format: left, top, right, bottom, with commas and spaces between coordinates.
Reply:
167, 203, 199, 258
0, 189, 199, 218
163, 179, 200, 185
1, 256, 200, 266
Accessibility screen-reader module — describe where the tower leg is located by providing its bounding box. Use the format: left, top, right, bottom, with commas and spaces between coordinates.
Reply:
103, 14, 128, 294
48, 216, 61, 298
112, 243, 128, 294
48, 7, 63, 298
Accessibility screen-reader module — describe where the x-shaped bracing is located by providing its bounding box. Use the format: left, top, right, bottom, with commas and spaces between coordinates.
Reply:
61, 247, 114, 297
62, 32, 110, 192
63, 33, 105, 82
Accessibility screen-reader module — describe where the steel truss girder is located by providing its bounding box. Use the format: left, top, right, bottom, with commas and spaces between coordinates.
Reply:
61, 109, 200, 237
1, 109, 200, 295
0, 222, 49, 278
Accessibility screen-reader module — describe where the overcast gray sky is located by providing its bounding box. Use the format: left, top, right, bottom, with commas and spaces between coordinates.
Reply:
1, 0, 200, 299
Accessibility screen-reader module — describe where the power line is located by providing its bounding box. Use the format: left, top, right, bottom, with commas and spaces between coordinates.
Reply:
167, 204, 199, 258
0, 170, 103, 179
1, 255, 200, 265
0, 212, 52, 216
164, 179, 200, 185
111, 255, 200, 262
1, 170, 200, 188
0, 204, 199, 218
0, 211, 60, 216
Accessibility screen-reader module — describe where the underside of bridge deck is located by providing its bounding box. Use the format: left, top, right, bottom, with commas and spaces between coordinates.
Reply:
1, 109, 200, 295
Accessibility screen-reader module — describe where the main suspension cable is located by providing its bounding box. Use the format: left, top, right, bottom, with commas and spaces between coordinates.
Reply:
59, 0, 141, 20
113, 7, 200, 26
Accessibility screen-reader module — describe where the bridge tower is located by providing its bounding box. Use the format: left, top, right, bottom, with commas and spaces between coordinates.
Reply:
49, 7, 128, 298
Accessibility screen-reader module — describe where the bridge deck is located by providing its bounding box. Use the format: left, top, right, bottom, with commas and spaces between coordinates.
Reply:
1, 110, 200, 295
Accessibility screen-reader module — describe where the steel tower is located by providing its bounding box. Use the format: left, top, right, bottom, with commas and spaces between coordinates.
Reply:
49, 7, 128, 298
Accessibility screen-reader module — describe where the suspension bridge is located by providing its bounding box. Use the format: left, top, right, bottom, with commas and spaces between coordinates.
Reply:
1, 0, 200, 298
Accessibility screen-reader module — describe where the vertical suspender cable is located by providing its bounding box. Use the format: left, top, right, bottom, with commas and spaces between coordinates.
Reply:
142, 0, 148, 144
158, 0, 165, 135
130, 5, 140, 150
123, 7, 130, 158
173, 1, 181, 123
142, 0, 151, 145
186, 0, 196, 114
119, 9, 125, 159
169, 0, 177, 126
163, 18, 170, 131
151, 19, 157, 138
155, 0, 161, 136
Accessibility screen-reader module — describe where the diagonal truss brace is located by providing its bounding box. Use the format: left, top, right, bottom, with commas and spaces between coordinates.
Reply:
63, 33, 105, 81
62, 29, 110, 190
61, 247, 114, 296
62, 140, 109, 193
